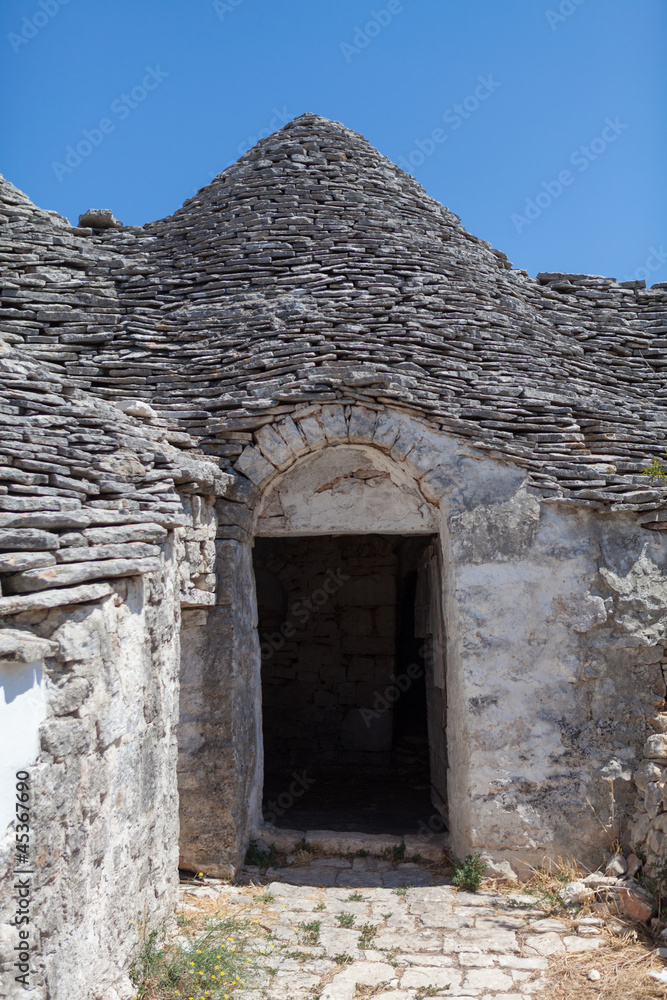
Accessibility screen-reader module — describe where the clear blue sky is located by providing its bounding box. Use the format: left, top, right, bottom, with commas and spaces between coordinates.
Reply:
2, 0, 665, 284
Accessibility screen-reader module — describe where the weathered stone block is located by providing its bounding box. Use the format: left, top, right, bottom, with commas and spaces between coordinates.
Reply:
320, 404, 348, 443
348, 405, 377, 443
646, 734, 667, 761
255, 422, 296, 470
234, 446, 276, 486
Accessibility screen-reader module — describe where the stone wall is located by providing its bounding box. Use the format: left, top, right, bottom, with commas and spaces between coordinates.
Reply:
232, 402, 667, 875
444, 493, 667, 875
0, 554, 181, 1000
0, 472, 228, 999
177, 482, 263, 876
255, 534, 397, 761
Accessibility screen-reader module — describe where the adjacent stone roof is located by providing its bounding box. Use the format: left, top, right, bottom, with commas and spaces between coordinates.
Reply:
2, 113, 667, 530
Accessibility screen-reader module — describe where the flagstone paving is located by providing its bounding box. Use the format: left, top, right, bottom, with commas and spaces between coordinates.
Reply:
177, 855, 610, 1000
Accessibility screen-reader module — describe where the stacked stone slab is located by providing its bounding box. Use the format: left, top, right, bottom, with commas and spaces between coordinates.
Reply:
0, 332, 232, 999
2, 112, 667, 999
4, 115, 667, 516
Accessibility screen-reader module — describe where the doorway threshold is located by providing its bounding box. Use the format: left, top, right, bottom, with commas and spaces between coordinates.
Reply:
251, 824, 448, 863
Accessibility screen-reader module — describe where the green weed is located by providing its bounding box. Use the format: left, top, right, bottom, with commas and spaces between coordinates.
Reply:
642, 454, 667, 483
298, 920, 321, 945
245, 840, 277, 868
382, 843, 406, 863
451, 852, 485, 893
357, 923, 378, 949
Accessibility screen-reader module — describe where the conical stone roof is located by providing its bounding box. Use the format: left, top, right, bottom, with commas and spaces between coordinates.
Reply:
1, 114, 667, 515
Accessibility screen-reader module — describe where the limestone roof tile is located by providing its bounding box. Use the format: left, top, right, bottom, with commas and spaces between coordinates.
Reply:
1, 115, 667, 539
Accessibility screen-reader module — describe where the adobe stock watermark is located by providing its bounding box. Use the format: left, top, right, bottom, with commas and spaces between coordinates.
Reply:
359, 637, 444, 728
51, 65, 169, 181
360, 662, 424, 727
237, 106, 291, 155
545, 0, 588, 31
340, 0, 414, 62
213, 0, 245, 21
260, 567, 350, 660
620, 246, 667, 285
397, 75, 501, 174
263, 770, 315, 824
7, 0, 72, 54
13, 770, 33, 990
416, 810, 448, 843
511, 117, 629, 234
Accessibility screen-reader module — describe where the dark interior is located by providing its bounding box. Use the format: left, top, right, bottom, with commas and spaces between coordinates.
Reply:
254, 534, 440, 835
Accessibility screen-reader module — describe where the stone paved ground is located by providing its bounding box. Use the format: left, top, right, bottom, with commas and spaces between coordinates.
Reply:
176, 854, 629, 1000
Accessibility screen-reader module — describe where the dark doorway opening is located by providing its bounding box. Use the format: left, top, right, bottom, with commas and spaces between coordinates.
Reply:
253, 534, 445, 836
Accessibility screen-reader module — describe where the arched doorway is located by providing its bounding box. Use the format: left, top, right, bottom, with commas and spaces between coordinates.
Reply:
253, 444, 447, 837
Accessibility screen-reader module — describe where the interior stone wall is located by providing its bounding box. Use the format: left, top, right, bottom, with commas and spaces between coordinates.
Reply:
255, 534, 397, 761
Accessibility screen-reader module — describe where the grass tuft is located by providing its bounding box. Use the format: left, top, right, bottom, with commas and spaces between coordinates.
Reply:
357, 923, 378, 949
450, 852, 485, 893
130, 912, 260, 1000
297, 919, 321, 945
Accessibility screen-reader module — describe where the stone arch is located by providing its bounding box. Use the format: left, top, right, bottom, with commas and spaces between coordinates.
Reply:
178, 401, 667, 878
255, 444, 437, 535
234, 403, 460, 507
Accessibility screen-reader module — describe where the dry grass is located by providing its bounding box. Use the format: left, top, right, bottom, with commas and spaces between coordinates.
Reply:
479, 858, 667, 999
355, 983, 391, 997
545, 928, 665, 999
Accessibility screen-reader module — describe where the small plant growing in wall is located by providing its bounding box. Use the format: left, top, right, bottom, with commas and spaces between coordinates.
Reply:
642, 453, 667, 483
450, 852, 485, 893
245, 840, 277, 868
638, 856, 667, 917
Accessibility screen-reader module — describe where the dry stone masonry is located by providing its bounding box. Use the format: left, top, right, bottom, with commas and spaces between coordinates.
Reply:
1, 112, 667, 999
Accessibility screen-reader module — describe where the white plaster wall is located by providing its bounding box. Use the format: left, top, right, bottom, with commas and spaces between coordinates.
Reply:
443, 493, 666, 872
256, 445, 436, 536
0, 661, 46, 833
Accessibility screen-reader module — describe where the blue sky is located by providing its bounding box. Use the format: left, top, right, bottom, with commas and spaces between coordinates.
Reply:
1, 0, 665, 284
